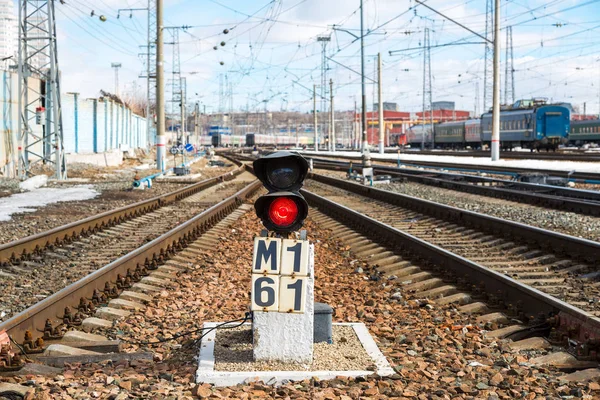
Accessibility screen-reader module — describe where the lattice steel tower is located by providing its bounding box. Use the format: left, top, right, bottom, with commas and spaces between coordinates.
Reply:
317, 35, 330, 117
421, 28, 433, 150
167, 28, 181, 125
504, 26, 515, 106
147, 0, 157, 145
17, 0, 66, 179
483, 0, 494, 112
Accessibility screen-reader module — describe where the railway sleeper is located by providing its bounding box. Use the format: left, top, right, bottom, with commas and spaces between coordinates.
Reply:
308, 200, 600, 369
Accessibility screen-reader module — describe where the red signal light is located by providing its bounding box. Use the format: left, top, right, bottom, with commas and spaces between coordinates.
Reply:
268, 197, 299, 228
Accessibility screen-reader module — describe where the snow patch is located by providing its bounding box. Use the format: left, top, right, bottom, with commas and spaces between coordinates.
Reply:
19, 175, 48, 191
302, 151, 600, 174
0, 185, 99, 222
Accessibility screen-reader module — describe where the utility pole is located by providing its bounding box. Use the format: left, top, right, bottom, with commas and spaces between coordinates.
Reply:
313, 84, 318, 151
360, 0, 369, 162
504, 26, 515, 105
353, 98, 358, 149
377, 52, 384, 154
111, 63, 122, 97
317, 35, 331, 135
421, 28, 432, 150
18, 0, 66, 179
168, 29, 181, 130
474, 81, 479, 116
180, 76, 186, 140
491, 0, 501, 161
483, 0, 494, 112
330, 79, 335, 152
156, 0, 166, 170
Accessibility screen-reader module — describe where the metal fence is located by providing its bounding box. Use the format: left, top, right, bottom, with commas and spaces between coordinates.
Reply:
1, 70, 149, 177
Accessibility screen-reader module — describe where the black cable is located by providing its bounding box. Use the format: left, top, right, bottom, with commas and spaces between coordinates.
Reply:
117, 312, 251, 346
8, 335, 28, 356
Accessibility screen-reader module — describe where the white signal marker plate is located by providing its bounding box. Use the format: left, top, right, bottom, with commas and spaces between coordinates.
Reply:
278, 276, 307, 313
252, 237, 281, 275
251, 274, 280, 312
280, 239, 309, 277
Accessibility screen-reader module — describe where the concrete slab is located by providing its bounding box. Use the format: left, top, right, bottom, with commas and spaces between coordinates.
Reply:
44, 344, 101, 357
0, 382, 34, 398
559, 368, 600, 382
458, 302, 490, 315
132, 282, 163, 293
150, 271, 176, 280
108, 298, 146, 311
141, 276, 172, 287
62, 331, 108, 343
196, 322, 394, 387
485, 324, 525, 339
120, 290, 153, 303
476, 312, 510, 325
95, 307, 131, 321
508, 337, 552, 351
530, 352, 579, 367
435, 292, 471, 306
82, 317, 113, 331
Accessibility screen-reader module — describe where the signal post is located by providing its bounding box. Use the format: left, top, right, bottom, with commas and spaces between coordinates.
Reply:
251, 152, 315, 364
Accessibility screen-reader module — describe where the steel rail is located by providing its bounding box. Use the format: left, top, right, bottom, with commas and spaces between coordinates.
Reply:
0, 179, 261, 345
308, 172, 600, 263
0, 167, 245, 264
301, 188, 600, 342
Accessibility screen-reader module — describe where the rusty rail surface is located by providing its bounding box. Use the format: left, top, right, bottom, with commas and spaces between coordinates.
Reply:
0, 179, 260, 347
0, 167, 245, 264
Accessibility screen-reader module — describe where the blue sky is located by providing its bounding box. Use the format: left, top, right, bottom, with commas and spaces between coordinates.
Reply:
43, 0, 600, 115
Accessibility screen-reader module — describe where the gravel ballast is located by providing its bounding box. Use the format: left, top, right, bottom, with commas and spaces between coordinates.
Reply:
0, 207, 595, 398
214, 325, 374, 372
316, 169, 600, 242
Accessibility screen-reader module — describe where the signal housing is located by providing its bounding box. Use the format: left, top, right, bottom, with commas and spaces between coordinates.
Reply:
253, 152, 309, 233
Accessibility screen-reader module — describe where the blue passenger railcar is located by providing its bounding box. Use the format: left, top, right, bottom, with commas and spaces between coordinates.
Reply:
481, 101, 570, 150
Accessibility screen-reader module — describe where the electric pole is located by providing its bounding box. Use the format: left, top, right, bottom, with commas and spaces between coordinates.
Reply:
317, 34, 331, 135
491, 0, 501, 161
156, 0, 166, 170
377, 52, 384, 154
504, 26, 515, 105
330, 79, 335, 152
483, 0, 493, 112
313, 84, 318, 151
111, 63, 122, 97
360, 0, 369, 162
180, 76, 186, 140
421, 28, 432, 150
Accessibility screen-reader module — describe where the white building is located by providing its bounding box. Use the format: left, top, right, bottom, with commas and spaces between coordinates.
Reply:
0, 0, 17, 70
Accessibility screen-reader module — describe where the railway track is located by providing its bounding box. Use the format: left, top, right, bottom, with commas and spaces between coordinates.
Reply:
0, 173, 260, 371
301, 173, 600, 366
311, 158, 600, 217
301, 153, 600, 184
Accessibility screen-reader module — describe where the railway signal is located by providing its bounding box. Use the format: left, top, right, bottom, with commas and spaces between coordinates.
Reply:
253, 151, 309, 233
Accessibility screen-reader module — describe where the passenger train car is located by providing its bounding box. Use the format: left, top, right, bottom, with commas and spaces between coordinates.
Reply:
200, 133, 314, 148
569, 120, 600, 145
402, 100, 571, 150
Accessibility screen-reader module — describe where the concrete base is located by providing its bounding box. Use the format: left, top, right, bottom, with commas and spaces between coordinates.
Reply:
196, 322, 394, 387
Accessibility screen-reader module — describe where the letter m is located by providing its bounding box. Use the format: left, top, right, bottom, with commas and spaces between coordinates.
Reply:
254, 239, 278, 272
